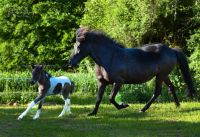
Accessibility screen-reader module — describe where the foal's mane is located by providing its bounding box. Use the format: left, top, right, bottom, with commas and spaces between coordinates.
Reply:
76, 27, 125, 49
43, 70, 52, 79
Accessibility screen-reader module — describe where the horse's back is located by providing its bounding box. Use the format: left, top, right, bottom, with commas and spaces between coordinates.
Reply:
56, 76, 71, 85
118, 44, 177, 83
139, 44, 177, 73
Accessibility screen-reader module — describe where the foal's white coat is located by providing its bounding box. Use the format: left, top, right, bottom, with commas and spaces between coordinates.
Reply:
18, 76, 72, 120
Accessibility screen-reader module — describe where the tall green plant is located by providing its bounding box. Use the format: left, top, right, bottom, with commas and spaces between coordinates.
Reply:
0, 0, 86, 70
81, 0, 151, 47
81, 0, 198, 49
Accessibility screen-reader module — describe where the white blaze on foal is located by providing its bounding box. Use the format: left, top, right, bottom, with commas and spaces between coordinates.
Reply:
17, 65, 75, 120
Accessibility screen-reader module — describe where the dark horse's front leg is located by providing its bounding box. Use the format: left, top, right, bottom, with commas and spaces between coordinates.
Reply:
88, 81, 107, 116
109, 83, 129, 110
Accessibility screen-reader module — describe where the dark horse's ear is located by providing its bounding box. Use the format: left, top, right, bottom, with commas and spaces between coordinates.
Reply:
31, 65, 35, 69
38, 65, 43, 70
76, 27, 89, 42
77, 36, 85, 42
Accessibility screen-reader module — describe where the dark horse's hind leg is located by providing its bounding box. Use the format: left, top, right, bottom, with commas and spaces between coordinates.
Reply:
140, 76, 163, 112
88, 81, 107, 116
164, 77, 180, 107
109, 83, 129, 110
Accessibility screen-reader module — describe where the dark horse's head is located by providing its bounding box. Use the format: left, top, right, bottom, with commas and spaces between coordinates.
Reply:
68, 27, 91, 67
30, 65, 51, 85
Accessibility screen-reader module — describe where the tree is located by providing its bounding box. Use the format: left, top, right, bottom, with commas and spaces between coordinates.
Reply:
0, 0, 86, 70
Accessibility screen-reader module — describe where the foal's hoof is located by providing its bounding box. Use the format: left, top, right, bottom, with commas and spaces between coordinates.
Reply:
17, 116, 23, 120
17, 114, 25, 120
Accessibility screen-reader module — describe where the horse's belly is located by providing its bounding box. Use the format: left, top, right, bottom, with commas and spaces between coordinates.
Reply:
124, 71, 156, 84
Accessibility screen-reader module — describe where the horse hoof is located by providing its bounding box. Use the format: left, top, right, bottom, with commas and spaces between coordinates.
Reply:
88, 112, 96, 116
122, 103, 129, 108
139, 109, 145, 113
17, 116, 23, 120
58, 114, 63, 118
118, 102, 129, 109
33, 116, 39, 120
176, 104, 181, 108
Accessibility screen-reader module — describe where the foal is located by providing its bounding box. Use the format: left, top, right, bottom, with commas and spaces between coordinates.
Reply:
18, 65, 75, 120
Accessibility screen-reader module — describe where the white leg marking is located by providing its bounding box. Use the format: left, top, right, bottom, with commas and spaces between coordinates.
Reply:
33, 109, 41, 120
65, 98, 71, 113
58, 98, 71, 117
18, 101, 35, 120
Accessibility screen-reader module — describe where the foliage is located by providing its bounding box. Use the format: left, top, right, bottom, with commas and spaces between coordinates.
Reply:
81, 0, 151, 47
81, 0, 199, 49
187, 29, 200, 92
0, 0, 86, 70
185, 0, 200, 92
143, 0, 198, 49
0, 71, 196, 104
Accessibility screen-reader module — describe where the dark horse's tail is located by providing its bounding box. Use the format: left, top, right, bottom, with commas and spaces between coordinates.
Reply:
174, 49, 196, 97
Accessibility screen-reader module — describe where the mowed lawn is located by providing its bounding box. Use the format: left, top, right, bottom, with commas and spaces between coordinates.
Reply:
0, 102, 200, 137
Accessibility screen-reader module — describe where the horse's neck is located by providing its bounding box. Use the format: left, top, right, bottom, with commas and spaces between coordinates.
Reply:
38, 71, 50, 86
90, 43, 122, 68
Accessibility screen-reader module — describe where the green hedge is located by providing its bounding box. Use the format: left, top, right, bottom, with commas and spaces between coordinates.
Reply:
0, 70, 197, 104
0, 0, 86, 70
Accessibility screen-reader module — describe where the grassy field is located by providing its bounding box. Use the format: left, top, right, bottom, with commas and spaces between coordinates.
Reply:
0, 102, 200, 137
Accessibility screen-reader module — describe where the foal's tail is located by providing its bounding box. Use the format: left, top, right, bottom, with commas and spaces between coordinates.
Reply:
70, 81, 75, 94
174, 49, 196, 97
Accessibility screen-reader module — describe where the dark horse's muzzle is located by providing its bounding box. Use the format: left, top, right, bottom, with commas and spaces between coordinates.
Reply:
67, 59, 79, 68
67, 59, 73, 67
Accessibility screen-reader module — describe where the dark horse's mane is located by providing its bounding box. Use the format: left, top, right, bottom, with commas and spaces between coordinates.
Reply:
76, 27, 125, 49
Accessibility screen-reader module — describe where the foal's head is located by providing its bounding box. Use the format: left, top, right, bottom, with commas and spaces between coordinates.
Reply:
30, 65, 50, 85
68, 27, 92, 67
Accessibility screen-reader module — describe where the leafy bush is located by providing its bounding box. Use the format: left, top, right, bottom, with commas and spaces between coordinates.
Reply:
187, 29, 200, 92
81, 0, 151, 47
0, 71, 196, 104
0, 0, 86, 70
82, 0, 198, 48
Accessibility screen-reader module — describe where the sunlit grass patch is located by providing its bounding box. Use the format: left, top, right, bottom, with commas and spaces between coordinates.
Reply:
0, 102, 200, 137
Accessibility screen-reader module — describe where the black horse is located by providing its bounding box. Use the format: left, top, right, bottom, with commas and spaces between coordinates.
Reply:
68, 27, 195, 116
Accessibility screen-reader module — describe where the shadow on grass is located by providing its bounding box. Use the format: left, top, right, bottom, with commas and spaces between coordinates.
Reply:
0, 105, 200, 137
178, 107, 200, 113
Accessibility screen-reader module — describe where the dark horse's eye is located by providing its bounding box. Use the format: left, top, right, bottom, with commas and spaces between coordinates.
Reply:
77, 45, 81, 49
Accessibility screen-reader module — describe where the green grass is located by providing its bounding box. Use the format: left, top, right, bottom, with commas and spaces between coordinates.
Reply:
0, 102, 200, 137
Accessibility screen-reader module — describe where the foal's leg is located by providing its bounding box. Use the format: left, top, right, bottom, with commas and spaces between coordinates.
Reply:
164, 77, 180, 107
109, 83, 129, 110
33, 98, 45, 120
58, 83, 71, 117
17, 94, 45, 120
140, 76, 163, 112
58, 98, 71, 117
88, 81, 107, 116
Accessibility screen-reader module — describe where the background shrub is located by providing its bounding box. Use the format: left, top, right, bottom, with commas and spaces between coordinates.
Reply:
0, 0, 86, 70
0, 70, 196, 104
